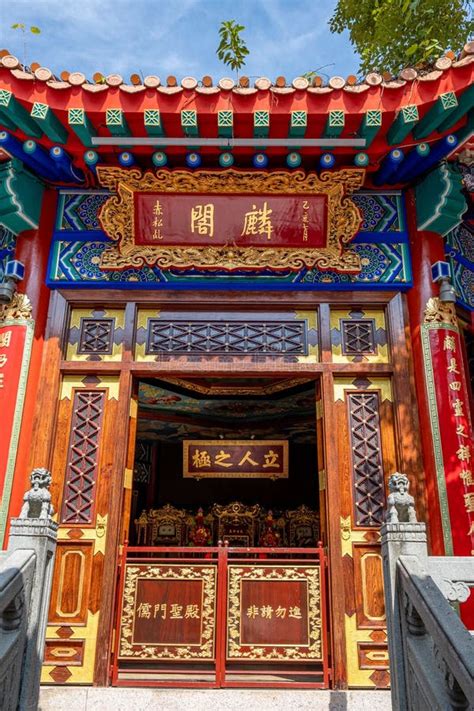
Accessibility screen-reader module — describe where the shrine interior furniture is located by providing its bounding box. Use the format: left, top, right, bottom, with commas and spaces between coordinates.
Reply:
285, 505, 321, 547
211, 501, 262, 546
134, 502, 320, 547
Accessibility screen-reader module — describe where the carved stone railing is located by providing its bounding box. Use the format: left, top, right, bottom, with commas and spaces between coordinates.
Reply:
0, 469, 57, 711
381, 474, 474, 710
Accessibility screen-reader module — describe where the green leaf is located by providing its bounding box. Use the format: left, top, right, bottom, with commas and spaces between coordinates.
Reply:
406, 43, 419, 55
30, 26, 41, 34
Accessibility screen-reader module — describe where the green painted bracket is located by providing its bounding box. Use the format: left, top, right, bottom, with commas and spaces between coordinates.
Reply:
437, 85, 474, 133
324, 110, 345, 139
181, 110, 199, 137
0, 89, 42, 138
289, 111, 307, 138
358, 110, 382, 147
217, 110, 233, 138
68, 108, 97, 147
413, 93, 459, 139
144, 109, 164, 137
106, 108, 131, 138
387, 105, 419, 145
254, 110, 269, 138
31, 102, 68, 143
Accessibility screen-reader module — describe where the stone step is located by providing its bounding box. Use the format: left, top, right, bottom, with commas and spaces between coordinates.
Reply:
40, 687, 392, 711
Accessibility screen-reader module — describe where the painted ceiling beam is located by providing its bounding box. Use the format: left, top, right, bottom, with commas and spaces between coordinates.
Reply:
358, 110, 382, 148
324, 110, 345, 139
30, 102, 68, 144
0, 89, 42, 138
289, 111, 307, 138
144, 109, 164, 137
373, 148, 404, 186
253, 110, 270, 138
68, 108, 97, 147
217, 110, 233, 138
437, 84, 474, 133
387, 105, 419, 145
412, 92, 458, 139
181, 109, 198, 137
106, 108, 130, 137
0, 131, 59, 182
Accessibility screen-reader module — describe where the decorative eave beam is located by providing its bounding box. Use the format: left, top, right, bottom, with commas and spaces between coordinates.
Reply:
181, 109, 198, 137
390, 142, 430, 183
412, 92, 458, 139
397, 134, 458, 183
217, 110, 233, 138
437, 84, 474, 133
253, 110, 269, 138
106, 108, 130, 138
144, 109, 164, 137
357, 110, 382, 148
416, 162, 466, 236
0, 89, 42, 138
289, 111, 307, 138
324, 110, 345, 139
68, 108, 97, 147
30, 102, 68, 144
0, 158, 44, 234
387, 105, 419, 145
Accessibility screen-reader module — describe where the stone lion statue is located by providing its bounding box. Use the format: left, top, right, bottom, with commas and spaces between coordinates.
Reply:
19, 468, 54, 520
386, 472, 417, 524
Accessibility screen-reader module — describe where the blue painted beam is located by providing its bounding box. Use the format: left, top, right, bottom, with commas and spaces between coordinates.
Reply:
387, 142, 430, 183
397, 135, 458, 183
373, 149, 404, 186
0, 132, 59, 181
49, 146, 85, 183
23, 139, 62, 180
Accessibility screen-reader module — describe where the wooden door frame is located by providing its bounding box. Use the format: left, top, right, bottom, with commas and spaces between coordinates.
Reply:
28, 288, 426, 688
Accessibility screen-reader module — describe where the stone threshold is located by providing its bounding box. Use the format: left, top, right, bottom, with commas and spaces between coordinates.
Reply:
40, 687, 392, 711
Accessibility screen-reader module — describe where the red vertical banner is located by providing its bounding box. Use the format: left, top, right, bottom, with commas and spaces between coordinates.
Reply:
0, 320, 34, 545
422, 299, 474, 623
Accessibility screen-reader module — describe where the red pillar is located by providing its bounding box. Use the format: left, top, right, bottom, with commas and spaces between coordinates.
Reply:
405, 189, 447, 555
4, 188, 56, 534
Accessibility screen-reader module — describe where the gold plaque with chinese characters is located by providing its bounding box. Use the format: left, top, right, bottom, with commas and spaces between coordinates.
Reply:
97, 167, 364, 273
183, 439, 289, 479
118, 564, 217, 661
227, 564, 323, 661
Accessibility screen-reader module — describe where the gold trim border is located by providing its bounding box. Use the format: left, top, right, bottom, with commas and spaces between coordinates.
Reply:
118, 563, 217, 661
226, 564, 323, 661
97, 167, 364, 273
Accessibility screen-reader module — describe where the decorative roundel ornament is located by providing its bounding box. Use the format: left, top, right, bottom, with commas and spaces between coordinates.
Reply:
84, 150, 99, 166
252, 152, 269, 168
23, 139, 36, 153
51, 145, 64, 158
320, 153, 335, 168
219, 152, 234, 168
186, 152, 202, 168
286, 152, 302, 168
354, 152, 369, 167
119, 151, 134, 166
152, 151, 168, 167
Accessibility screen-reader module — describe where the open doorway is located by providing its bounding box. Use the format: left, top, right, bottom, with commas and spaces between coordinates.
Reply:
128, 376, 322, 548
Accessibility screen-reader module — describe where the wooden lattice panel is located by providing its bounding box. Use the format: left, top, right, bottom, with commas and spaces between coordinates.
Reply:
348, 392, 385, 527
60, 390, 105, 524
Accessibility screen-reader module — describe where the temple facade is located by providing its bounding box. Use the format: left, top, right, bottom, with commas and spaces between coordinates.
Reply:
0, 47, 472, 690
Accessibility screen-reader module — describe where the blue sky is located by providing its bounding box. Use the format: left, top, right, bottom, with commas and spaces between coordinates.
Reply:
0, 0, 360, 81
